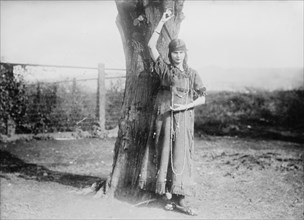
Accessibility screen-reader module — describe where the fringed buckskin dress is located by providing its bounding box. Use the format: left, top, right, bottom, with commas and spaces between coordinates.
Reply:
139, 56, 206, 196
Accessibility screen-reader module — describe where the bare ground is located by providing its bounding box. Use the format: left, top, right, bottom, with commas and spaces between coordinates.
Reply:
0, 136, 303, 219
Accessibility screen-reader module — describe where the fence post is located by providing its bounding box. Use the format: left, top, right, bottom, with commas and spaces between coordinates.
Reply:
72, 77, 76, 94
96, 63, 106, 133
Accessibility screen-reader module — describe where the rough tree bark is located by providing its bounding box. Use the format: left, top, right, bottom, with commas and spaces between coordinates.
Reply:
101, 0, 185, 198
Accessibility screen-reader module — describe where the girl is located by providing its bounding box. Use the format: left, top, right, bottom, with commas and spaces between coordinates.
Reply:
139, 9, 206, 215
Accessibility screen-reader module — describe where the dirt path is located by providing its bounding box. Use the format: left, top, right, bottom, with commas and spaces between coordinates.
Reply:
1, 137, 303, 219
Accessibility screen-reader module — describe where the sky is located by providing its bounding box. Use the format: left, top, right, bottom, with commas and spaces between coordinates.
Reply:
1, 0, 303, 70
0, 0, 303, 91
180, 1, 303, 69
1, 1, 124, 69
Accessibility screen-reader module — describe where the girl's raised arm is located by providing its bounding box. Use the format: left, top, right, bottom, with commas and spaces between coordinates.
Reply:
148, 9, 174, 61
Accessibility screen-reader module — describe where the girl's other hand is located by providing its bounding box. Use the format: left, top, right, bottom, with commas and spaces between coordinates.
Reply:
170, 104, 187, 112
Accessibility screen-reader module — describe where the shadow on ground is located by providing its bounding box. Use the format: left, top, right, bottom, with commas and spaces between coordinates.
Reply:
0, 149, 105, 188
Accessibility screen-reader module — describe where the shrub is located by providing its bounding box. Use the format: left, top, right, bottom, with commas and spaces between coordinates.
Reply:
18, 81, 97, 134
14, 78, 124, 134
195, 89, 304, 135
0, 63, 27, 135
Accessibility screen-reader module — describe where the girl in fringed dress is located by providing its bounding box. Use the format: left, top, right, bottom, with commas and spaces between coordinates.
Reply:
139, 9, 207, 215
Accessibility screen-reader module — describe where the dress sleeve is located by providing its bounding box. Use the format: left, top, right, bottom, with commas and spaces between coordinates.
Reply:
153, 56, 172, 84
193, 71, 207, 99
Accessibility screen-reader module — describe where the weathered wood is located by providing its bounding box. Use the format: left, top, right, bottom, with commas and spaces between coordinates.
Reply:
107, 0, 185, 197
96, 63, 106, 133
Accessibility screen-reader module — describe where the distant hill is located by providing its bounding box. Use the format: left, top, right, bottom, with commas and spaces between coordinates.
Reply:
198, 67, 303, 91
20, 65, 303, 92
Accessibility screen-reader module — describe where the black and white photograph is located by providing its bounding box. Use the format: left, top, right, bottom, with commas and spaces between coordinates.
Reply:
0, 0, 303, 219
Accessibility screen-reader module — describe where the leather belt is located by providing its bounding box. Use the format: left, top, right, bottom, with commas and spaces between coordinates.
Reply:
159, 85, 189, 93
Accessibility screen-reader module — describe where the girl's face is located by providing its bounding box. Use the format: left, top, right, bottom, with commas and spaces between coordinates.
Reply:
170, 50, 185, 66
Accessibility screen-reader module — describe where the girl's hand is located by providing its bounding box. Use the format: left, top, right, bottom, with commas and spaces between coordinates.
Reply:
170, 104, 188, 112
170, 96, 206, 112
160, 8, 174, 23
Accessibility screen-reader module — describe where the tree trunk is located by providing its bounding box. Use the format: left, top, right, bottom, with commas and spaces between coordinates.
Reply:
104, 0, 185, 198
